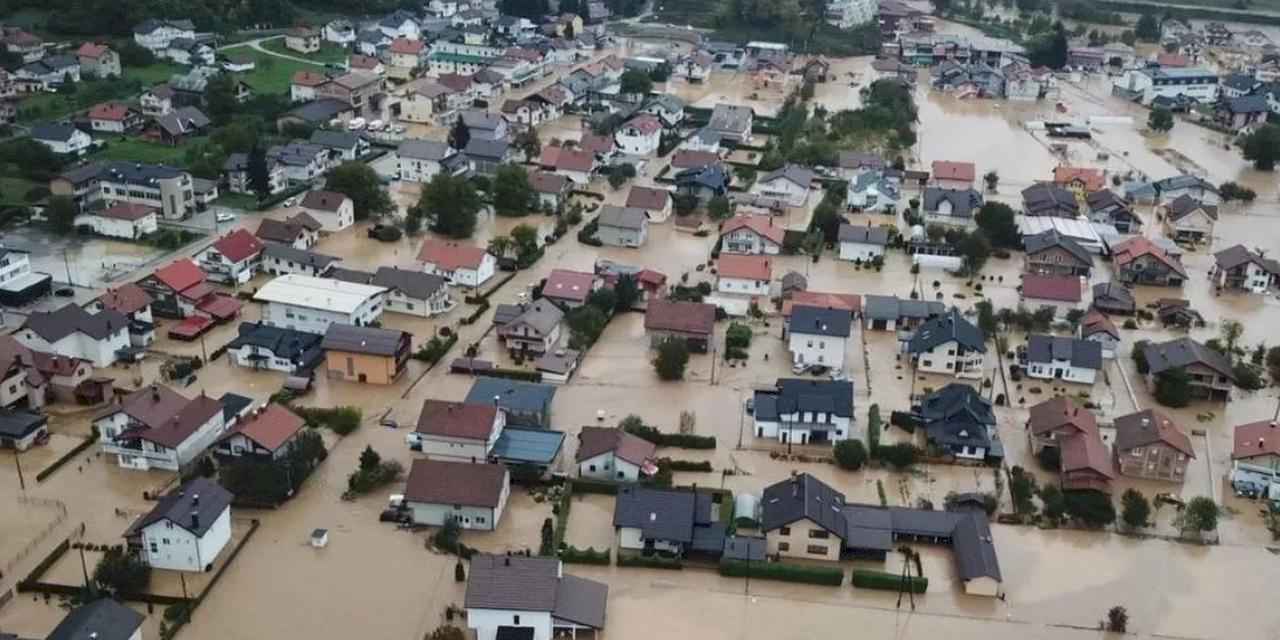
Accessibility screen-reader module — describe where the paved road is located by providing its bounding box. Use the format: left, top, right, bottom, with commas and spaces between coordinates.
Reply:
219, 35, 326, 67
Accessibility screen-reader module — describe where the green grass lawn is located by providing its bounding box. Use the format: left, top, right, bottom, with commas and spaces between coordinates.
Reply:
222, 47, 319, 96
213, 192, 259, 211
122, 62, 185, 87
260, 38, 351, 65
0, 176, 43, 204
90, 136, 201, 166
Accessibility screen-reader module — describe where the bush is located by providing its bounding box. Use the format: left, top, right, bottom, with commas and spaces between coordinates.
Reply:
93, 547, 151, 595
347, 459, 404, 495
1036, 446, 1060, 471
413, 334, 458, 364
295, 406, 362, 435
1063, 490, 1115, 527
661, 458, 713, 472
877, 443, 919, 469
617, 554, 683, 569
621, 417, 716, 449
560, 546, 611, 565
726, 322, 752, 349
833, 439, 868, 470
479, 368, 542, 382
850, 569, 927, 593
720, 560, 844, 586
460, 300, 491, 325
655, 336, 690, 380
572, 478, 620, 495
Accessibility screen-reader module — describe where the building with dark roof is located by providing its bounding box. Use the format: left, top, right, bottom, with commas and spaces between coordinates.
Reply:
1091, 281, 1136, 315
919, 383, 1002, 462
1141, 337, 1235, 400
464, 554, 608, 639
1021, 183, 1079, 217
124, 476, 232, 571
922, 187, 983, 224
643, 300, 716, 352
404, 459, 509, 529
226, 322, 324, 374
0, 408, 47, 451
1024, 229, 1092, 277
751, 378, 855, 446
321, 323, 411, 385
411, 399, 503, 462
576, 426, 657, 482
16, 304, 130, 368
1025, 334, 1103, 385
907, 309, 986, 379
786, 305, 853, 371
1212, 244, 1280, 293
1113, 409, 1195, 483
47, 599, 144, 640
613, 486, 725, 556
465, 378, 556, 428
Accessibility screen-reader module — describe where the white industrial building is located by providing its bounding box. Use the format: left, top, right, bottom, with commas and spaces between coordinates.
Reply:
253, 274, 386, 334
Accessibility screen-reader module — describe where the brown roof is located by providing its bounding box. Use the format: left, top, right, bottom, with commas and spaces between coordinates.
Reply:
1112, 236, 1188, 278
404, 459, 507, 507
720, 215, 784, 245
554, 148, 594, 173
417, 239, 488, 270
626, 186, 670, 211
98, 283, 152, 315
89, 102, 132, 122
98, 203, 156, 221
437, 73, 472, 92
671, 150, 720, 170
77, 42, 111, 59
1079, 309, 1119, 340
644, 300, 715, 336
389, 37, 424, 54
1060, 431, 1114, 489
1021, 274, 1082, 302
1114, 409, 1194, 457
578, 134, 613, 155
717, 255, 771, 281
528, 171, 569, 194
112, 389, 223, 450
97, 384, 187, 429
287, 211, 322, 231
576, 426, 657, 465
1233, 420, 1280, 460
1053, 166, 1105, 191
349, 54, 381, 70
1025, 396, 1097, 437
300, 190, 349, 212
414, 400, 499, 441
222, 403, 304, 452
781, 291, 860, 317
543, 269, 597, 303
932, 160, 976, 182
292, 70, 329, 87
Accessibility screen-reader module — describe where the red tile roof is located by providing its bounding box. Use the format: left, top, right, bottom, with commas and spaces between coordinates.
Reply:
77, 42, 111, 59
389, 37, 424, 54
152, 259, 206, 294
1111, 236, 1187, 278
415, 400, 499, 441
300, 190, 349, 212
644, 300, 715, 336
623, 114, 662, 135
579, 134, 614, 155
720, 215, 784, 245
625, 186, 670, 211
89, 102, 132, 122
223, 403, 304, 452
417, 239, 489, 270
717, 254, 772, 281
98, 283, 152, 315
576, 426, 657, 466
1053, 166, 1105, 191
931, 160, 976, 182
781, 291, 860, 317
437, 73, 472, 92
404, 459, 507, 507
1060, 431, 1114, 490
1021, 274, 1082, 302
528, 171, 569, 194
98, 203, 156, 221
543, 269, 597, 303
1156, 52, 1189, 67
671, 150, 720, 170
292, 70, 329, 87
553, 148, 595, 173
1026, 396, 1097, 437
1080, 309, 1119, 340
212, 229, 265, 263
1233, 420, 1280, 460
348, 54, 380, 70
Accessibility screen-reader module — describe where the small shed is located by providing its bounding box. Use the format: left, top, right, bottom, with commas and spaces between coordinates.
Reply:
311, 528, 329, 548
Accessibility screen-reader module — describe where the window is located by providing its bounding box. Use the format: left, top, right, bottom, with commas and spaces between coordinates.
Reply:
149, 542, 158, 554
513, 615, 520, 625
779, 527, 790, 536
162, 538, 170, 545
588, 464, 596, 472
808, 529, 829, 540
453, 504, 461, 510
777, 542, 790, 551
476, 517, 485, 524
807, 545, 828, 555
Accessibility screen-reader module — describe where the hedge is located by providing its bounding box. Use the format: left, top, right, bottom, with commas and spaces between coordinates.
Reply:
662, 458, 713, 472
850, 569, 928, 593
560, 546, 611, 565
719, 560, 843, 586
617, 554, 683, 570
623, 423, 716, 450
571, 478, 620, 495
36, 427, 99, 483
459, 300, 490, 325
478, 368, 542, 383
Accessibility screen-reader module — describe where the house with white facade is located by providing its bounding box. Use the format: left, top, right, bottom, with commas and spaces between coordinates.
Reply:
1025, 334, 1103, 385
826, 0, 877, 28
261, 244, 341, 278
751, 378, 856, 445
223, 152, 286, 196
370, 267, 454, 317
398, 140, 457, 182
17, 304, 129, 368
324, 19, 356, 44
716, 254, 772, 297
225, 322, 324, 373
404, 459, 509, 530
214, 402, 306, 460
837, 224, 889, 262
922, 187, 983, 227
74, 203, 159, 240
407, 399, 505, 462
196, 229, 264, 285
132, 19, 195, 53
1162, 194, 1217, 244
124, 476, 231, 572
576, 426, 657, 481
787, 305, 852, 371
1212, 244, 1280, 293
254, 274, 387, 334
906, 308, 986, 379
614, 114, 662, 156
846, 169, 900, 212
417, 239, 496, 287
753, 165, 815, 207
1078, 309, 1120, 359
298, 190, 355, 231
1117, 66, 1218, 105
465, 554, 609, 640
30, 123, 91, 156
95, 384, 226, 472
719, 215, 784, 255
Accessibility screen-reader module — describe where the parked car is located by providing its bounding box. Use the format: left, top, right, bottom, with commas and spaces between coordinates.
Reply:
367, 224, 403, 242
215, 211, 236, 223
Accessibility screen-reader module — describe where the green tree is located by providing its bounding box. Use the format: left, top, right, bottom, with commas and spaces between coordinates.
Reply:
1028, 22, 1069, 69
566, 305, 609, 349
417, 173, 481, 238
513, 127, 541, 160
493, 164, 535, 216
654, 336, 690, 380
1132, 340, 1151, 374
247, 143, 271, 198
511, 224, 540, 262
326, 163, 393, 220
1154, 369, 1191, 407
649, 62, 672, 82
488, 235, 514, 259
1148, 107, 1174, 132
1135, 12, 1159, 40
707, 195, 732, 220
1181, 496, 1219, 534
867, 404, 881, 455
974, 202, 1020, 248
45, 195, 78, 234
620, 69, 653, 95
1221, 319, 1244, 356
212, 122, 259, 155
1242, 124, 1280, 171
448, 117, 470, 151
1064, 490, 1115, 527
1009, 466, 1039, 515
204, 73, 239, 125
878, 443, 918, 469
359, 445, 381, 472
93, 547, 151, 595
1040, 484, 1066, 523
1120, 489, 1150, 529
959, 230, 992, 273
1107, 606, 1129, 633
613, 274, 640, 312
833, 439, 868, 470
586, 287, 617, 314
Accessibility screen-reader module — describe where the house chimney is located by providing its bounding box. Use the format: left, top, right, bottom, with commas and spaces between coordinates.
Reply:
1260, 438, 1266, 448
503, 556, 510, 566
190, 510, 199, 529
192, 493, 199, 506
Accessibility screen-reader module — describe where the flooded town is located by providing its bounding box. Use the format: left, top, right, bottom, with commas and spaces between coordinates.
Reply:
1, 0, 1280, 639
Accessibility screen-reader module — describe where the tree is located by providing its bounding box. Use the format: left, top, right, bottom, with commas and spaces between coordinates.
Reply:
1120, 489, 1150, 529
620, 69, 653, 95
707, 195, 732, 220
1221, 319, 1244, 356
93, 547, 151, 595
212, 122, 260, 155
488, 235, 514, 259
566, 305, 608, 349
1135, 12, 1159, 41
833, 439, 868, 470
511, 224, 540, 263
878, 443, 918, 469
1010, 466, 1039, 515
359, 445, 381, 472
973, 202, 1020, 248
613, 274, 640, 312
454, 560, 466, 583
1154, 369, 1191, 407
117, 39, 155, 67
932, 0, 951, 14
1148, 107, 1174, 132
247, 143, 271, 198
1241, 124, 1280, 170
326, 163, 393, 220
649, 62, 672, 82
1064, 490, 1115, 527
1039, 484, 1066, 523
1132, 340, 1151, 374
204, 73, 239, 125
654, 336, 690, 380
539, 517, 555, 555
493, 164, 535, 216
1028, 22, 1069, 69
958, 230, 992, 274
1181, 496, 1219, 534
416, 173, 481, 238
513, 127, 541, 160
45, 196, 78, 234
448, 117, 470, 151
867, 404, 882, 455
1219, 181, 1257, 203
982, 170, 999, 192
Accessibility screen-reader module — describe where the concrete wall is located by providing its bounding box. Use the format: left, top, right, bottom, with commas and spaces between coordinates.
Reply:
324, 350, 399, 385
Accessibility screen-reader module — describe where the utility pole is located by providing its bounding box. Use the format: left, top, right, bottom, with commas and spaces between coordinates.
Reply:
63, 248, 75, 287
78, 545, 91, 592
13, 448, 25, 491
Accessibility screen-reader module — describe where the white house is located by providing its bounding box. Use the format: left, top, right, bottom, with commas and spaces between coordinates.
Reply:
298, 190, 355, 231
196, 229, 264, 286
407, 399, 504, 462
1212, 244, 1279, 293
1117, 66, 1219, 105
397, 140, 455, 183
1025, 334, 1103, 385
74, 203, 159, 240
753, 165, 815, 207
1161, 194, 1217, 244
1079, 310, 1120, 360
290, 70, 329, 103
404, 459, 509, 530
465, 555, 608, 640
786, 305, 852, 371
906, 309, 987, 379
17, 304, 129, 368
125, 476, 231, 572
575, 426, 657, 481
361, 267, 455, 317
96, 385, 226, 471
716, 254, 772, 297
260, 244, 341, 278
226, 322, 324, 373
30, 123, 91, 156
751, 378, 856, 445
254, 274, 387, 334
719, 215, 783, 255
324, 20, 356, 44
417, 239, 496, 287
215, 403, 305, 460
614, 114, 662, 156
132, 19, 195, 53
837, 224, 890, 262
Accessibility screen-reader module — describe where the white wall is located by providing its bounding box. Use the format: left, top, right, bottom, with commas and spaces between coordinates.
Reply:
422, 254, 495, 287
718, 276, 769, 297
753, 179, 809, 207
304, 201, 354, 231
1027, 360, 1098, 384
914, 341, 985, 378
468, 609, 552, 640
788, 331, 846, 370
262, 297, 382, 334
838, 240, 884, 262
721, 229, 779, 255
230, 344, 299, 372
18, 325, 128, 368
578, 452, 641, 481
398, 156, 444, 182
413, 434, 490, 462
141, 507, 231, 572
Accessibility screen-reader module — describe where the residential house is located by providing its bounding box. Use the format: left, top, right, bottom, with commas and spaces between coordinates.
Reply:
124, 476, 231, 571
1231, 420, 1280, 470
837, 225, 890, 262
1118, 66, 1218, 105
96, 384, 226, 471
640, 94, 685, 128
1020, 273, 1085, 318
285, 27, 322, 54
15, 54, 79, 89
846, 170, 900, 212
223, 152, 285, 196
316, 72, 384, 114
398, 140, 457, 183
706, 103, 753, 143
50, 160, 195, 220
1024, 334, 1102, 385
759, 473, 848, 562
1078, 309, 1121, 359
347, 53, 384, 76
87, 102, 142, 133
298, 190, 355, 231
576, 427, 657, 481
670, 149, 721, 171
1142, 337, 1235, 400
907, 309, 986, 379
1023, 230, 1092, 277
261, 244, 340, 278
496, 301, 564, 358
379, 10, 422, 40
291, 70, 330, 103
325, 19, 356, 45
464, 554, 608, 640
1086, 189, 1141, 233
48, 598, 141, 640
716, 254, 771, 297
17, 304, 129, 368
256, 274, 386, 334
644, 300, 715, 352
787, 305, 852, 371
93, 283, 155, 348
0, 247, 51, 307
140, 84, 175, 116
164, 38, 215, 66
310, 130, 368, 162
30, 123, 91, 156
0, 409, 47, 451
529, 171, 571, 212
196, 229, 264, 285
1053, 166, 1105, 196
2, 29, 43, 63
613, 486, 726, 557
1059, 425, 1115, 493
464, 139, 512, 177
596, 206, 649, 248
1155, 174, 1220, 205
721, 215, 784, 256
408, 399, 504, 462
465, 378, 557, 428
1021, 183, 1079, 218
1217, 94, 1268, 132
922, 187, 983, 227
388, 37, 425, 80
541, 270, 599, 310
321, 323, 410, 384
751, 378, 856, 445
920, 383, 1001, 461
1112, 236, 1188, 286
215, 403, 306, 460
133, 19, 195, 53
1162, 194, 1218, 243
615, 114, 662, 156
225, 322, 324, 373
222, 53, 256, 73
76, 42, 120, 78
363, 267, 453, 317
275, 98, 355, 132
753, 165, 815, 207
539, 146, 596, 184
267, 142, 331, 184
675, 164, 730, 206
1113, 409, 1195, 482
1212, 244, 1280, 293
404, 459, 508, 530
74, 203, 159, 241
836, 151, 885, 179
1025, 396, 1099, 455
417, 239, 496, 288
152, 106, 210, 144
932, 160, 976, 189
862, 295, 944, 333
136, 259, 242, 320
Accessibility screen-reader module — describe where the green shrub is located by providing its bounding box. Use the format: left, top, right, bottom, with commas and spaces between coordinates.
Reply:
460, 300, 491, 325
617, 554, 683, 569
479, 368, 542, 383
833, 439, 867, 470
572, 478, 620, 495
850, 569, 927, 593
560, 546, 611, 565
621, 418, 716, 449
295, 406, 362, 435
413, 334, 458, 364
661, 458, 713, 472
720, 560, 843, 586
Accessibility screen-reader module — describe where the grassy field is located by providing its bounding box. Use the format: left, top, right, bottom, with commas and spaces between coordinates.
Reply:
0, 176, 43, 203
90, 136, 200, 166
261, 38, 351, 65
122, 62, 185, 87
222, 46, 321, 95
213, 192, 259, 211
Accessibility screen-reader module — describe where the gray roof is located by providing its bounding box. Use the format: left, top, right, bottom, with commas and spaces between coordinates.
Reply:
613, 486, 711, 543
23, 304, 127, 343
1214, 244, 1280, 274
502, 301, 564, 337
923, 187, 983, 218
1026, 334, 1102, 370
708, 103, 753, 134
1165, 194, 1219, 221
1155, 174, 1218, 195
226, 322, 324, 367
837, 223, 889, 246
488, 426, 565, 466
48, 599, 144, 640
373, 266, 447, 300
1224, 94, 1268, 114
759, 164, 816, 188
1021, 183, 1078, 216
461, 109, 504, 131
922, 384, 996, 451
863, 294, 944, 322
464, 138, 509, 160
837, 151, 884, 170
1092, 282, 1135, 311
262, 243, 342, 269
465, 555, 607, 628
552, 575, 608, 628
30, 122, 81, 142
398, 139, 452, 161
124, 476, 232, 538
1142, 337, 1234, 379
1023, 230, 1092, 265
907, 308, 985, 353
284, 98, 354, 124
760, 473, 848, 538
722, 535, 767, 561
597, 206, 647, 231
465, 378, 556, 415
310, 129, 362, 150
753, 378, 854, 422
0, 409, 45, 439
328, 267, 374, 284
321, 323, 407, 356
789, 305, 852, 338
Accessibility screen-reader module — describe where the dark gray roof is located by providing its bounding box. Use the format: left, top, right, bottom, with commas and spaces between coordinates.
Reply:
789, 305, 852, 338
328, 267, 374, 284
262, 243, 342, 269
321, 323, 407, 356
372, 266, 447, 300
837, 224, 890, 246
708, 103, 753, 134
949, 510, 1001, 581
219, 392, 254, 423
613, 486, 706, 543
464, 138, 509, 160
759, 164, 816, 188
155, 106, 210, 137
923, 187, 982, 218
47, 599, 144, 640
398, 139, 452, 161
552, 575, 608, 628
862, 295, 946, 322
466, 378, 555, 416
922, 383, 996, 450
489, 427, 565, 466
1091, 281, 1135, 311
761, 378, 855, 419
597, 206, 648, 231
23, 304, 127, 343
1024, 230, 1092, 266
310, 129, 362, 150
760, 473, 848, 538
837, 151, 884, 170
1165, 194, 1218, 221
1026, 334, 1102, 370
1142, 337, 1234, 379
124, 476, 232, 538
502, 302, 564, 337
0, 409, 46, 439
226, 322, 324, 366
466, 555, 608, 629
284, 98, 354, 124
30, 122, 81, 142
1021, 183, 1078, 216
1214, 244, 1280, 274
907, 308, 985, 353
1224, 94, 1268, 114
722, 535, 767, 561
